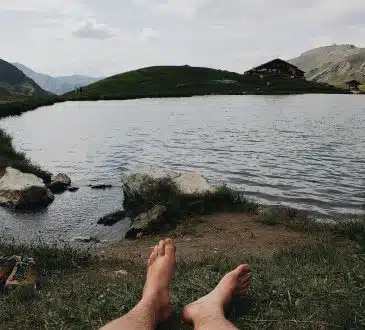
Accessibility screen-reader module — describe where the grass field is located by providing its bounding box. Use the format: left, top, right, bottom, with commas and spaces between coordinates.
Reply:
0, 211, 364, 330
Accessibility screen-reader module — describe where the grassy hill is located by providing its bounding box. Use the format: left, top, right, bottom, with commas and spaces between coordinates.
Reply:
65, 65, 347, 100
289, 44, 365, 87
0, 59, 50, 102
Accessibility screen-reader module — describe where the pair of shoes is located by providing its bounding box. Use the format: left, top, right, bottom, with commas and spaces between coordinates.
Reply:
0, 255, 21, 292
0, 256, 38, 292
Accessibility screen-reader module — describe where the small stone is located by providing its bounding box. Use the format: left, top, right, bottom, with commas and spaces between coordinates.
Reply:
48, 173, 72, 194
97, 210, 127, 226
91, 184, 113, 190
115, 270, 128, 277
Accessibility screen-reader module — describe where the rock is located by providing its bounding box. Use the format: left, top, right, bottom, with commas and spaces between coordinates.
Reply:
97, 210, 127, 226
122, 167, 215, 204
91, 184, 113, 190
68, 187, 79, 192
48, 173, 71, 194
115, 270, 128, 277
0, 167, 54, 210
72, 236, 100, 243
126, 205, 167, 239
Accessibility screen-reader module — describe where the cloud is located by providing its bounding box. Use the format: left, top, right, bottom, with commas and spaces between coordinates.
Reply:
72, 21, 116, 40
140, 28, 160, 40
156, 0, 211, 19
2, 0, 365, 76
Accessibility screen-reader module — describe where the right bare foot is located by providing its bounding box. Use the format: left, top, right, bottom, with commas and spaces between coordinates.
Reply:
142, 238, 176, 322
182, 264, 252, 325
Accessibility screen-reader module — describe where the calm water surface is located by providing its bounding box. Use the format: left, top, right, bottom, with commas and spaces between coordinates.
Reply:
0, 95, 364, 243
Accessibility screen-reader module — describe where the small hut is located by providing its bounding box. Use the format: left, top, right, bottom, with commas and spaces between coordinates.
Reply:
345, 80, 361, 91
244, 59, 305, 78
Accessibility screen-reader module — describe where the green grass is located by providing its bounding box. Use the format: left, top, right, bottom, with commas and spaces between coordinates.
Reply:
0, 128, 51, 183
259, 205, 365, 245
0, 235, 364, 329
0, 97, 63, 119
65, 65, 348, 100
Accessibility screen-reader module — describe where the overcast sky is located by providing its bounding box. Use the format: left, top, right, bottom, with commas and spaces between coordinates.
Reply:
1, 0, 364, 77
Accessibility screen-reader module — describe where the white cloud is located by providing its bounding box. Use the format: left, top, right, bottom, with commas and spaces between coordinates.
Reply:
140, 28, 160, 40
1, 0, 365, 76
72, 21, 116, 40
156, 0, 211, 19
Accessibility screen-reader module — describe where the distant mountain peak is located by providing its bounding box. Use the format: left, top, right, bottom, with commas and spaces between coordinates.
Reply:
12, 63, 103, 95
289, 44, 365, 87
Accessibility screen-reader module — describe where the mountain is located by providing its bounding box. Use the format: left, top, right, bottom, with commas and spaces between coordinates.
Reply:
13, 63, 102, 95
65, 65, 346, 100
289, 44, 365, 87
0, 59, 49, 100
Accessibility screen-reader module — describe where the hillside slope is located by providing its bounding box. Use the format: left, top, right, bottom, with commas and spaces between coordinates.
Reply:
13, 63, 102, 95
0, 59, 49, 101
66, 65, 347, 100
289, 44, 365, 86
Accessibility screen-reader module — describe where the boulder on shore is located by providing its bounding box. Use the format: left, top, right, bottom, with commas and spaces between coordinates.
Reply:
126, 205, 167, 239
48, 173, 71, 194
122, 167, 215, 202
0, 167, 54, 210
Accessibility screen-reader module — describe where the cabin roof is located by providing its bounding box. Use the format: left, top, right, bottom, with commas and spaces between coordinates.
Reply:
345, 79, 361, 84
250, 58, 305, 74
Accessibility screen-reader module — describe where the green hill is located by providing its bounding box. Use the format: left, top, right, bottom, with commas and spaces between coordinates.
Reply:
0, 59, 50, 102
66, 65, 348, 100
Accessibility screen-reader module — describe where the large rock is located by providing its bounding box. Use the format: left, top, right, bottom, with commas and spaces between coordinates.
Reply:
0, 167, 54, 210
122, 167, 215, 198
48, 173, 71, 194
126, 205, 167, 239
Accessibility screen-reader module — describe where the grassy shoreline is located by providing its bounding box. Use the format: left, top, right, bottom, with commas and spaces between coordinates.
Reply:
0, 220, 364, 329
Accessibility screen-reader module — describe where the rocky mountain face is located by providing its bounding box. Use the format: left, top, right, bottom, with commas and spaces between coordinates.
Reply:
289, 44, 365, 86
13, 63, 103, 95
0, 59, 48, 99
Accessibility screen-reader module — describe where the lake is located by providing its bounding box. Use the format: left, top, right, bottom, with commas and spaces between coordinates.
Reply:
0, 95, 364, 243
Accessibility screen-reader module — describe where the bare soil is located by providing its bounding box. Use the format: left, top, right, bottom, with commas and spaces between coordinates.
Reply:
103, 212, 312, 262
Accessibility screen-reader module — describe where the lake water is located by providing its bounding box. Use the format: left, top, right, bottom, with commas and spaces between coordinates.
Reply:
0, 95, 364, 244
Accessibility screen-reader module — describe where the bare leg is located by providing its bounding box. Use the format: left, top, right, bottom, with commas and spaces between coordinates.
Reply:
182, 265, 252, 330
101, 238, 176, 330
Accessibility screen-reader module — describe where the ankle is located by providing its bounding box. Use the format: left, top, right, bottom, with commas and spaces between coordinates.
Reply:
185, 303, 224, 326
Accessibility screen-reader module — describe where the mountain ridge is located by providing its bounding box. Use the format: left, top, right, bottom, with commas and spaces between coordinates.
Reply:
12, 63, 103, 95
289, 44, 365, 87
0, 59, 49, 100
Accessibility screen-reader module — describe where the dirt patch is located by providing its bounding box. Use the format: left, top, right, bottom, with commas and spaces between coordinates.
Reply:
103, 212, 311, 262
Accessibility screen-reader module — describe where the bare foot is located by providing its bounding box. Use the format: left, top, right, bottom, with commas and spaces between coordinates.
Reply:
142, 238, 176, 322
182, 264, 252, 325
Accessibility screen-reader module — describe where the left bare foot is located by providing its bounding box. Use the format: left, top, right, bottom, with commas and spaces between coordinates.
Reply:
142, 238, 176, 322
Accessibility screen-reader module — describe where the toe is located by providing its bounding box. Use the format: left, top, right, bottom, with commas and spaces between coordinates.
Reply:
164, 238, 175, 256
158, 239, 166, 256
234, 264, 251, 276
148, 245, 158, 265
239, 272, 252, 284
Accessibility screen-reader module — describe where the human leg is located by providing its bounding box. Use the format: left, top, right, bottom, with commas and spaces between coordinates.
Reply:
182, 265, 252, 330
101, 238, 176, 330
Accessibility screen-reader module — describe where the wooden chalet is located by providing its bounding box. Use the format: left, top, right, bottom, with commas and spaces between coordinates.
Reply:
345, 79, 361, 91
245, 59, 305, 78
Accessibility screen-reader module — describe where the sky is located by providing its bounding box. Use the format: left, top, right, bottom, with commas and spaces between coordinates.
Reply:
1, 0, 365, 77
